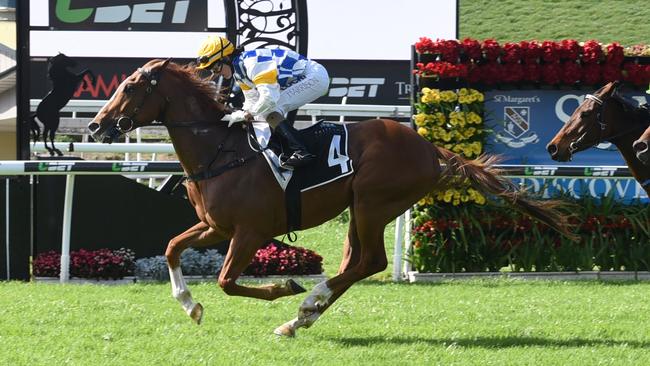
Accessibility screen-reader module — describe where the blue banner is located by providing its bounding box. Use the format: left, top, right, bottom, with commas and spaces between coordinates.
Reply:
484, 89, 649, 202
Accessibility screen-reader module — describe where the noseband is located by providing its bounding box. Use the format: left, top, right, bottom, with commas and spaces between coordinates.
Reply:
115, 66, 166, 134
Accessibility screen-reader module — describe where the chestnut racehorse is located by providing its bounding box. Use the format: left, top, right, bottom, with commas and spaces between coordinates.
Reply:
88, 59, 574, 337
547, 81, 650, 196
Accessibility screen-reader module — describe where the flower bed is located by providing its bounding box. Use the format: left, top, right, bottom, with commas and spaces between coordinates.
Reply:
410, 196, 650, 274
413, 37, 650, 88
33, 248, 135, 280
35, 240, 324, 282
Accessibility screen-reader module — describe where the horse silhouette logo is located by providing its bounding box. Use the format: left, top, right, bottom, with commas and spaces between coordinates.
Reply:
30, 53, 94, 156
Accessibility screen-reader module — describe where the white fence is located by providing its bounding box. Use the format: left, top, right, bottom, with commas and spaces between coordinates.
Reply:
1, 160, 635, 283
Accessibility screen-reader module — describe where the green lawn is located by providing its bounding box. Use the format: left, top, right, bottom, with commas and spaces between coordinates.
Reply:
2, 280, 650, 365
460, 0, 650, 45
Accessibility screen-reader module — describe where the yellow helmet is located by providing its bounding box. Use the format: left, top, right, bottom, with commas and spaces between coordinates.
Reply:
196, 36, 235, 69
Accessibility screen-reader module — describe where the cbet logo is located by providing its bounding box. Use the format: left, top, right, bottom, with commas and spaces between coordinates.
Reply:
524, 166, 558, 176
37, 162, 74, 172
55, 0, 190, 24
584, 167, 617, 177
111, 162, 148, 172
328, 78, 385, 98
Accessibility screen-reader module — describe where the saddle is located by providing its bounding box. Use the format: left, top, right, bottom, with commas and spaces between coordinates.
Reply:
248, 121, 354, 232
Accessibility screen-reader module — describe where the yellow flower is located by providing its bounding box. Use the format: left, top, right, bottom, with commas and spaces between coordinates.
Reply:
413, 113, 428, 127
440, 90, 458, 103
417, 127, 429, 138
421, 88, 441, 104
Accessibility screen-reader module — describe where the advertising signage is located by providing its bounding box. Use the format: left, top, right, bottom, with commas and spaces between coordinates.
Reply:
484, 89, 649, 202
47, 0, 208, 32
484, 89, 649, 165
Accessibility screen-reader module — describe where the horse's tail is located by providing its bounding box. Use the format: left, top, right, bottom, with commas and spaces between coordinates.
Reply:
29, 114, 41, 143
435, 147, 578, 241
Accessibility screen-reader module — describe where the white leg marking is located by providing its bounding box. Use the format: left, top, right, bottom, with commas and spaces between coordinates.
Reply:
169, 266, 197, 316
299, 281, 332, 315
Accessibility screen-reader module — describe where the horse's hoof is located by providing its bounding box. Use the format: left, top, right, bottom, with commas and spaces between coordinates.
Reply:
273, 324, 295, 337
286, 279, 306, 295
189, 303, 203, 325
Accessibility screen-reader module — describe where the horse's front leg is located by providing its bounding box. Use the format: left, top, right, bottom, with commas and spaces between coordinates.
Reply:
166, 222, 227, 324
217, 229, 306, 301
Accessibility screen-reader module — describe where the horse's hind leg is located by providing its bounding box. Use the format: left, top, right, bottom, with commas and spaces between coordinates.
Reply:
275, 207, 388, 336
166, 222, 227, 324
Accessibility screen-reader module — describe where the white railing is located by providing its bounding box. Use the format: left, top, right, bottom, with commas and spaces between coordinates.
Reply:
30, 99, 412, 119
1, 160, 637, 283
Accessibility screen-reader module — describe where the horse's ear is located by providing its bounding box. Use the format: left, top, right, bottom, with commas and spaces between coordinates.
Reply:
161, 58, 172, 69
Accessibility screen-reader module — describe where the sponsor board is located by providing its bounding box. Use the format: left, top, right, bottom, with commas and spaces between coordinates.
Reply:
485, 89, 650, 166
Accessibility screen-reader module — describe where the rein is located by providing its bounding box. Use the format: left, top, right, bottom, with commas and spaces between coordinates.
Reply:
111, 62, 258, 182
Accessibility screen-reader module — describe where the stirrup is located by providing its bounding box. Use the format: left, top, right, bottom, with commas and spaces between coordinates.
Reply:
279, 151, 316, 170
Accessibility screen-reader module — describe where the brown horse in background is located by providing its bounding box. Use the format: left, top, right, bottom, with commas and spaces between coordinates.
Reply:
88, 59, 575, 337
547, 81, 650, 195
633, 126, 650, 165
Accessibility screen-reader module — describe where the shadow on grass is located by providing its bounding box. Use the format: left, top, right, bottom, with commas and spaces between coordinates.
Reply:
326, 335, 650, 349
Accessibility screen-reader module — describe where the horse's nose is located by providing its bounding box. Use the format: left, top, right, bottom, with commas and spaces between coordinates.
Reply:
87, 121, 100, 133
546, 143, 559, 159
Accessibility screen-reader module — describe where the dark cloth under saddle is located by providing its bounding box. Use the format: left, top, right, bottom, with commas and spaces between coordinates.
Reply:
260, 121, 354, 232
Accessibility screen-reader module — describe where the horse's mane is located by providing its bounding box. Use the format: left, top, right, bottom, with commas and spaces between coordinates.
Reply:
163, 61, 227, 113
597, 81, 650, 126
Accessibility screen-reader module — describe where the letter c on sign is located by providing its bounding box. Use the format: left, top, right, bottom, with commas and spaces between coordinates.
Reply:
555, 94, 583, 124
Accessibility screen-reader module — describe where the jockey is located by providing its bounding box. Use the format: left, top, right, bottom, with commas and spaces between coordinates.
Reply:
196, 35, 330, 169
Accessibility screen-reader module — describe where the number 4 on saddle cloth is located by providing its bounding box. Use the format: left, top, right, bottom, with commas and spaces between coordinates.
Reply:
249, 121, 354, 232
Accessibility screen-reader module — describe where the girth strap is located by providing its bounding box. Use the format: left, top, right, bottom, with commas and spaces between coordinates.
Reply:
186, 155, 258, 182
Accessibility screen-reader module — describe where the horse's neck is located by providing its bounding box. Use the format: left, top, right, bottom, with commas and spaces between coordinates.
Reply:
166, 115, 247, 176
610, 135, 650, 191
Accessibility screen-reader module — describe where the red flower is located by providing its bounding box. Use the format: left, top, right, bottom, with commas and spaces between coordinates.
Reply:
502, 42, 522, 64
439, 39, 461, 62
582, 63, 602, 85
415, 61, 467, 79
415, 37, 435, 54
480, 62, 503, 85
542, 62, 561, 85
461, 38, 482, 60
502, 62, 524, 83
522, 62, 541, 83
560, 39, 581, 61
602, 65, 622, 82
467, 63, 482, 83
561, 61, 582, 85
582, 40, 603, 64
605, 42, 624, 66
482, 39, 502, 61
541, 41, 560, 63
520, 40, 542, 63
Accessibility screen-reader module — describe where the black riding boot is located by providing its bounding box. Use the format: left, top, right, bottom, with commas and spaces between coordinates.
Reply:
275, 120, 315, 169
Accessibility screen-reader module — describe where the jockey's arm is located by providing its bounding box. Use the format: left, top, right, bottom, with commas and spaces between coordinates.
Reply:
245, 62, 283, 125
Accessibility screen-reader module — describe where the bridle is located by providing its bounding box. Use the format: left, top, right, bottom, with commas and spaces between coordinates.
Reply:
115, 66, 168, 134
568, 93, 607, 155
568, 89, 649, 157
105, 61, 257, 182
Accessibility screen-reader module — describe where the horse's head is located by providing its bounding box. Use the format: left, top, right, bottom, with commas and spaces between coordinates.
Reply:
88, 59, 175, 143
546, 81, 627, 162
633, 126, 650, 165
50, 53, 77, 69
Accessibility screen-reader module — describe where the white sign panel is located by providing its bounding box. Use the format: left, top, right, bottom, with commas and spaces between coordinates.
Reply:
307, 0, 457, 60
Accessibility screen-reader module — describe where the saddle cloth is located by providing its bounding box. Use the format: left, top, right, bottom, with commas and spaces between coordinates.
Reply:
251, 121, 354, 231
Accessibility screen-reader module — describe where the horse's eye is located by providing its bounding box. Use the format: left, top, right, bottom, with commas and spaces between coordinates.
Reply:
580, 111, 591, 118
124, 85, 135, 94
